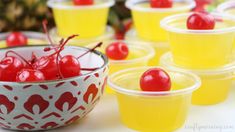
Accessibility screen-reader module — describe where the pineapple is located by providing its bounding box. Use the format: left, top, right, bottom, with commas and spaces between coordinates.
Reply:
0, 0, 54, 32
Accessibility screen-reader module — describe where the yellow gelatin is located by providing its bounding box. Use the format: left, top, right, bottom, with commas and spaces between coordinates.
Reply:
125, 29, 170, 66
47, 0, 114, 38
161, 13, 235, 69
160, 53, 234, 105
126, 0, 195, 42
108, 67, 200, 131
0, 32, 47, 48
87, 41, 155, 93
49, 26, 114, 47
218, 1, 235, 59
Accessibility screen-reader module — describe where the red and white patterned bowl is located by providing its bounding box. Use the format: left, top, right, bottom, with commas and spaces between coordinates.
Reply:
0, 45, 108, 131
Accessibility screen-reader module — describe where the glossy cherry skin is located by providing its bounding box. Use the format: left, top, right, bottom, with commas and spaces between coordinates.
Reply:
16, 69, 45, 82
187, 12, 215, 30
59, 55, 81, 78
105, 42, 129, 60
33, 55, 58, 80
73, 0, 93, 5
6, 32, 28, 47
150, 0, 173, 8
0, 56, 24, 82
140, 68, 171, 91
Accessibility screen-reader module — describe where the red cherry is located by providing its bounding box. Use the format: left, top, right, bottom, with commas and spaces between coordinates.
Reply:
140, 68, 171, 91
73, 0, 93, 5
105, 42, 129, 60
16, 69, 45, 82
187, 12, 215, 30
150, 0, 173, 8
6, 32, 28, 47
33, 56, 58, 80
0, 56, 24, 82
59, 55, 81, 78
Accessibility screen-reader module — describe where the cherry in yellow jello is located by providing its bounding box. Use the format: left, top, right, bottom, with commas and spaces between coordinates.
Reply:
108, 67, 200, 131
161, 13, 235, 69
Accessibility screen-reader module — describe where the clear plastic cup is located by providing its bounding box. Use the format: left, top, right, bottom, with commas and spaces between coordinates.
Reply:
87, 40, 155, 93
49, 26, 114, 46
217, 1, 235, 16
125, 28, 170, 66
0, 31, 47, 48
125, 0, 195, 42
217, 1, 235, 59
47, 0, 114, 38
160, 52, 235, 105
161, 13, 235, 69
108, 66, 200, 132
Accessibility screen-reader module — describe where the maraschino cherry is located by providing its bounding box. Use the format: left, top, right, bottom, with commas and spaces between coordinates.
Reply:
140, 68, 171, 91
73, 0, 93, 5
6, 32, 28, 47
150, 0, 173, 8
105, 42, 129, 60
0, 56, 24, 82
16, 69, 45, 82
187, 12, 215, 30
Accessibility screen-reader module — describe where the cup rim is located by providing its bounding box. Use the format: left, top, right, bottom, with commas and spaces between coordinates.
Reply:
108, 66, 201, 96
49, 26, 114, 43
160, 12, 235, 34
0, 31, 46, 40
0, 45, 108, 85
217, 0, 235, 15
47, 0, 115, 9
125, 29, 170, 48
90, 40, 155, 64
125, 0, 195, 12
160, 52, 235, 75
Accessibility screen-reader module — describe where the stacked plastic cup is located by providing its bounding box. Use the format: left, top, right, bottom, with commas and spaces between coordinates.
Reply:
47, 0, 115, 46
160, 12, 235, 105
125, 0, 195, 65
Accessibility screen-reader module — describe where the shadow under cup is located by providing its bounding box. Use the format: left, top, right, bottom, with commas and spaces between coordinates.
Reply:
161, 13, 235, 69
108, 67, 200, 132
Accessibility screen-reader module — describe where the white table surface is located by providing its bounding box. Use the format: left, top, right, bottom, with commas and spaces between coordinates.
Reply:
1, 88, 235, 132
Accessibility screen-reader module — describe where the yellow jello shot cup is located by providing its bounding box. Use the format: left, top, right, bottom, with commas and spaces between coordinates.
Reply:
49, 26, 114, 47
217, 1, 235, 58
125, 0, 195, 42
87, 40, 155, 93
160, 52, 235, 105
108, 67, 200, 132
125, 28, 170, 66
47, 0, 114, 38
161, 13, 235, 69
0, 31, 47, 48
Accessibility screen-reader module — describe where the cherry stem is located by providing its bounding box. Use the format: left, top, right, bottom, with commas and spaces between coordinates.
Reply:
5, 50, 32, 68
42, 20, 55, 46
81, 67, 99, 71
77, 42, 102, 59
54, 35, 79, 79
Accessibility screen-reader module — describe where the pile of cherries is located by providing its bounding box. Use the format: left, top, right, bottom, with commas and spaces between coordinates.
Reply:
0, 22, 101, 83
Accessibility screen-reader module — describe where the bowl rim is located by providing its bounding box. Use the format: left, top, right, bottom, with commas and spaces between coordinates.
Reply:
108, 66, 201, 96
217, 0, 235, 15
125, 0, 195, 12
0, 45, 108, 85
160, 12, 235, 34
47, 0, 115, 9
160, 52, 235, 75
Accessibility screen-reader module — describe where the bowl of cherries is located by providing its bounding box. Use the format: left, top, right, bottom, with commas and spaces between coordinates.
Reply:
0, 27, 108, 130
